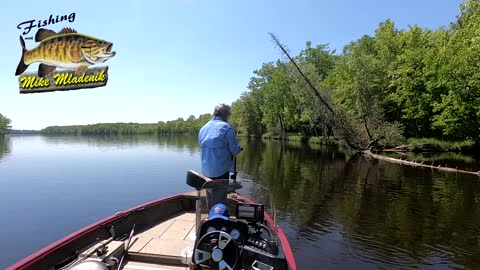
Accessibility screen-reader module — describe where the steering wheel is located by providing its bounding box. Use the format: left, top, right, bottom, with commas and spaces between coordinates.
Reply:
193, 231, 239, 270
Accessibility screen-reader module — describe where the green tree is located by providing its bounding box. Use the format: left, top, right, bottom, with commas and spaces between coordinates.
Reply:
388, 26, 439, 138
294, 42, 337, 135
230, 92, 263, 136
0, 114, 12, 135
431, 0, 480, 141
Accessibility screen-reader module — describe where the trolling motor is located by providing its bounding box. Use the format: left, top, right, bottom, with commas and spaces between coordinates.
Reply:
230, 156, 238, 195
230, 149, 244, 193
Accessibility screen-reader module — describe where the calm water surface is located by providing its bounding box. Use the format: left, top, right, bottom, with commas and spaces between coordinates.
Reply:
1, 135, 480, 269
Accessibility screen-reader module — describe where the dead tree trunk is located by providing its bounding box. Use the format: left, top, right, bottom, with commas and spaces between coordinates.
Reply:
269, 32, 364, 151
363, 116, 373, 141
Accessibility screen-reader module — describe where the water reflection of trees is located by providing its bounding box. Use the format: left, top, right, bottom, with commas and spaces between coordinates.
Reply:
0, 136, 11, 161
40, 135, 199, 155
158, 135, 199, 155
237, 139, 480, 268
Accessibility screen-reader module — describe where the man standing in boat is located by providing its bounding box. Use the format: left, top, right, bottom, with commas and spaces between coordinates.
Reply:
199, 103, 242, 208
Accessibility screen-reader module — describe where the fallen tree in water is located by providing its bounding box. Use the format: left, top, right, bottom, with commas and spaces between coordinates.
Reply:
269, 33, 399, 152
365, 150, 480, 176
270, 33, 479, 176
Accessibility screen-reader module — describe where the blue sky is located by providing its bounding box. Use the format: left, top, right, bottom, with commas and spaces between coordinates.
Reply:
1, 0, 461, 130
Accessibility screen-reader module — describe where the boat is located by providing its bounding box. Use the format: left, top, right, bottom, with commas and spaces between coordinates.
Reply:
7, 170, 297, 270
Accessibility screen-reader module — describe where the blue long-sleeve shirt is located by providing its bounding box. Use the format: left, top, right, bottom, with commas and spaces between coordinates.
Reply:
198, 117, 242, 178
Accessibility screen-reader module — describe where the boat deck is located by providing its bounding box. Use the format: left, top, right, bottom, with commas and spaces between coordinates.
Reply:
77, 212, 197, 270
127, 211, 196, 267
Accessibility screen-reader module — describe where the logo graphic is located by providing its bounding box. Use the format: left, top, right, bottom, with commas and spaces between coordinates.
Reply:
15, 26, 115, 94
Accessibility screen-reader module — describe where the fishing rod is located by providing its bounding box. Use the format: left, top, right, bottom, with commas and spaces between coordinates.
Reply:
116, 224, 136, 270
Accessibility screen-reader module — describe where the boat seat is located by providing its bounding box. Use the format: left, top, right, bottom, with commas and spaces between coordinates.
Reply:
186, 170, 213, 190
186, 170, 242, 190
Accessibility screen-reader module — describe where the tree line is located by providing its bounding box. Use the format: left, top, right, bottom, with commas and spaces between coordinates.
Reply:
230, 0, 480, 146
41, 114, 213, 135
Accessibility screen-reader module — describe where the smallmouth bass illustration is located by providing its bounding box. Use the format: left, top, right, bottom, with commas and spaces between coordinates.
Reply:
15, 28, 116, 77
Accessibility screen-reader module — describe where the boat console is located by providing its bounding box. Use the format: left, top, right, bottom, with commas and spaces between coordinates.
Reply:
186, 170, 289, 270
192, 204, 285, 270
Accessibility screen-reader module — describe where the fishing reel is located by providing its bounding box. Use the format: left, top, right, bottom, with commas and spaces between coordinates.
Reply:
68, 256, 118, 270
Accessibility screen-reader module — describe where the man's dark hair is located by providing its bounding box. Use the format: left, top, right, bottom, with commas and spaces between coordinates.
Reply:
214, 103, 231, 117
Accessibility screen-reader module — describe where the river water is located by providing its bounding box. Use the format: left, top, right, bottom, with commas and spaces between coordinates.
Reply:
0, 135, 479, 269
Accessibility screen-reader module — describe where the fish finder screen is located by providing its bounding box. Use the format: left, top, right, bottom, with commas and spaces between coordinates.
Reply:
236, 203, 264, 222
238, 205, 256, 218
